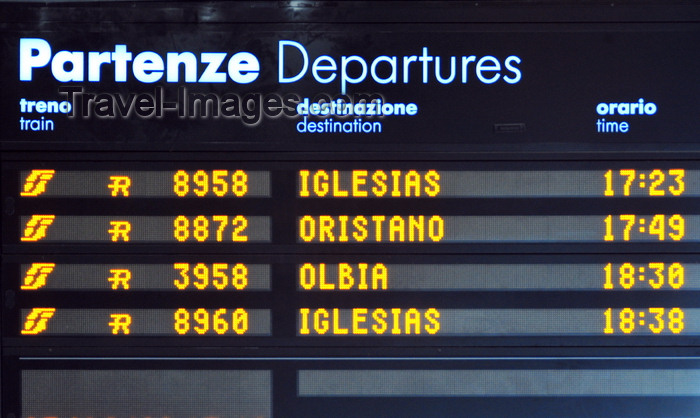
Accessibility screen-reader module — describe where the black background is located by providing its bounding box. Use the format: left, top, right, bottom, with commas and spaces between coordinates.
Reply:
2, 2, 700, 417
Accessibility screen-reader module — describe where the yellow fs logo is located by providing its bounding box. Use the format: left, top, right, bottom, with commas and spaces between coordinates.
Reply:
21, 215, 55, 242
21, 308, 56, 335
20, 169, 55, 196
21, 263, 56, 290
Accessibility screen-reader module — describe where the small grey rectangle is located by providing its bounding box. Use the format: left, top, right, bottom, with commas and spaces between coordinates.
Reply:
23, 369, 271, 417
299, 369, 700, 397
494, 123, 526, 134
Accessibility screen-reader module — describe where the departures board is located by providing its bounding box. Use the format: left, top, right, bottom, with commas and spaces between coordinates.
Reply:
1, 1, 699, 417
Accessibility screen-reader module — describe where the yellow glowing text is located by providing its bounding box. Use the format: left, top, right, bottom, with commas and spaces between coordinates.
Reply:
604, 169, 685, 197
299, 263, 388, 290
109, 313, 132, 334
603, 307, 685, 334
604, 214, 685, 241
173, 170, 248, 197
299, 215, 444, 242
299, 308, 441, 335
299, 169, 440, 197
108, 269, 132, 290
174, 308, 249, 335
173, 263, 248, 290
603, 262, 685, 290
108, 176, 132, 196
108, 220, 132, 241
173, 215, 248, 242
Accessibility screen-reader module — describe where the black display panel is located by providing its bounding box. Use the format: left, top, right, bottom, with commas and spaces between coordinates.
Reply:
2, 2, 700, 417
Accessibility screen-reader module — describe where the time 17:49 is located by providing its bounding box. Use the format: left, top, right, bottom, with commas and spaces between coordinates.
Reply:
604, 214, 685, 241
